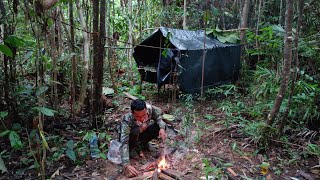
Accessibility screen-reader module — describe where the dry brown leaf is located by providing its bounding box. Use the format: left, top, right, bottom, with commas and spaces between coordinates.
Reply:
266, 174, 272, 180
227, 167, 237, 177
241, 156, 254, 164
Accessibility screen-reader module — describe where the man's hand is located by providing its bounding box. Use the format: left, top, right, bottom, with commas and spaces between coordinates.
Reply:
139, 122, 148, 133
123, 164, 140, 178
159, 128, 166, 142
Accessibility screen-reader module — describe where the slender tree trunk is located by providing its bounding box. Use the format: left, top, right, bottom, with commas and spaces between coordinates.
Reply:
1, 0, 9, 112
239, 0, 250, 44
222, 0, 226, 30
99, 0, 106, 95
69, 1, 77, 121
50, 9, 59, 110
183, 0, 187, 29
200, 14, 207, 102
279, 0, 304, 134
128, 0, 133, 80
107, 0, 117, 94
279, 0, 283, 25
255, 0, 262, 61
76, 0, 90, 114
267, 0, 293, 126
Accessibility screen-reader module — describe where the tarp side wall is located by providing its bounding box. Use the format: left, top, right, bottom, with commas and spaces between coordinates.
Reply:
179, 45, 241, 93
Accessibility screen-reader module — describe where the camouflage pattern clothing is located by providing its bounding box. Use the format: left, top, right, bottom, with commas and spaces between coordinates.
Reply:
119, 104, 166, 166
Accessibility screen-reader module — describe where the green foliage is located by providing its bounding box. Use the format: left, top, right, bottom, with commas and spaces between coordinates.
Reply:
206, 84, 238, 98
0, 44, 13, 57
207, 26, 239, 44
251, 66, 279, 99
305, 144, 320, 158
0, 156, 7, 174
66, 140, 76, 162
33, 107, 56, 117
0, 111, 8, 118
9, 131, 23, 150
202, 158, 233, 179
204, 114, 214, 121
0, 129, 23, 150
246, 24, 284, 62
5, 35, 26, 47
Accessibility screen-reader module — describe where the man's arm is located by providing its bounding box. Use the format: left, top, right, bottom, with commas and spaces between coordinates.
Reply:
119, 115, 130, 166
119, 115, 140, 177
151, 105, 166, 130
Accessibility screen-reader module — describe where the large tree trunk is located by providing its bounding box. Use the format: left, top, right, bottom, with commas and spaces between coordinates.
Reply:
239, 0, 250, 44
92, 0, 100, 127
267, 0, 293, 126
69, 1, 77, 121
92, 0, 106, 128
76, 0, 90, 114
278, 0, 304, 134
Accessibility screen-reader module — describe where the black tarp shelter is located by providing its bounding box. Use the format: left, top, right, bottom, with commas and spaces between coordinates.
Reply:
133, 27, 241, 93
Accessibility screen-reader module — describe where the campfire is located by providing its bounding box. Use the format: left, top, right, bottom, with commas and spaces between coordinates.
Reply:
157, 156, 169, 172
132, 156, 188, 180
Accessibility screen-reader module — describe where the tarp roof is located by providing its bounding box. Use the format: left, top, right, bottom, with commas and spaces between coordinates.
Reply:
151, 27, 237, 50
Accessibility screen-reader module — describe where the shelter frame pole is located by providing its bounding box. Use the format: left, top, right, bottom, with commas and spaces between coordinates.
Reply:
157, 36, 162, 102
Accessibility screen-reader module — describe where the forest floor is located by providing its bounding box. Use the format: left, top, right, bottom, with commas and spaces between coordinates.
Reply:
1, 91, 319, 180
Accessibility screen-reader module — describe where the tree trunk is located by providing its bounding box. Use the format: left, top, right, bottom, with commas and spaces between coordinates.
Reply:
50, 9, 59, 110
182, 0, 187, 29
76, 0, 90, 114
92, 0, 99, 127
42, 0, 59, 10
279, 0, 283, 25
255, 0, 262, 61
92, 0, 106, 128
267, 0, 293, 126
278, 0, 304, 134
69, 1, 77, 121
128, 0, 133, 80
239, 0, 250, 44
222, 0, 226, 30
0, 4, 6, 103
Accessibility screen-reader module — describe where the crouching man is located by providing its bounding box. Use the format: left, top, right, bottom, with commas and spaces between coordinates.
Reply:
119, 99, 167, 177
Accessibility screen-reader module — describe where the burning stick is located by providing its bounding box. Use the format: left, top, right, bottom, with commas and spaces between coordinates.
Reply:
152, 167, 159, 180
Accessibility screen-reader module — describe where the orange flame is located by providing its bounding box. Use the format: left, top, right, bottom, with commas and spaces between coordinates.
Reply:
158, 156, 169, 171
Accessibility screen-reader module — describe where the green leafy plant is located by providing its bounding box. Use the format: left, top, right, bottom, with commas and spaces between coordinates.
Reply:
204, 114, 214, 121
305, 143, 320, 158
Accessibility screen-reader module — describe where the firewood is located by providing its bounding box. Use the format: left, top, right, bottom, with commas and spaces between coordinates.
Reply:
162, 169, 195, 180
140, 161, 157, 172
162, 169, 184, 180
158, 172, 175, 180
129, 171, 153, 180
152, 167, 159, 180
